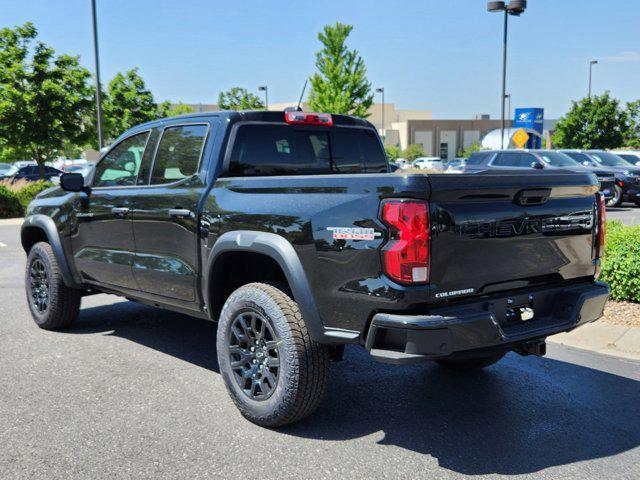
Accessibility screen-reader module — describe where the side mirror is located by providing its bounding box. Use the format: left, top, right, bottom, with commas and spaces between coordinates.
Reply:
532, 161, 544, 170
60, 173, 89, 193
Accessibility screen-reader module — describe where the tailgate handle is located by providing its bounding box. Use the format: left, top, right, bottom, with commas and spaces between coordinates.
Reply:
514, 189, 551, 206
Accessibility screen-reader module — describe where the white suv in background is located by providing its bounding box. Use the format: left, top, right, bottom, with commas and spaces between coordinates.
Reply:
412, 157, 445, 171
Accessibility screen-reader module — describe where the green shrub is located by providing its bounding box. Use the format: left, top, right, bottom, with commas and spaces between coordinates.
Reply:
0, 186, 24, 218
401, 144, 425, 161
601, 220, 640, 302
0, 180, 54, 218
14, 180, 54, 208
384, 145, 399, 161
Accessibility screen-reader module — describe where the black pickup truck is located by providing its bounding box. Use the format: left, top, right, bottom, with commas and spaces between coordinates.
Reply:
22, 111, 609, 427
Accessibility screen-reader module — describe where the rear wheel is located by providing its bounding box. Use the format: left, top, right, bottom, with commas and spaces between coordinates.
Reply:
216, 282, 330, 427
25, 242, 81, 330
436, 352, 506, 372
606, 185, 623, 207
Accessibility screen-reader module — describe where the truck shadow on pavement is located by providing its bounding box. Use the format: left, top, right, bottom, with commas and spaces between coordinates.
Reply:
71, 299, 640, 476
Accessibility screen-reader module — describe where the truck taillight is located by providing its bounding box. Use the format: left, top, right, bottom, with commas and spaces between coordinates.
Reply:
284, 111, 333, 126
381, 200, 429, 284
596, 192, 606, 258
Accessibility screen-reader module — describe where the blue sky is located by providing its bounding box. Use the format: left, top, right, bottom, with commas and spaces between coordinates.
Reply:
2, 0, 639, 119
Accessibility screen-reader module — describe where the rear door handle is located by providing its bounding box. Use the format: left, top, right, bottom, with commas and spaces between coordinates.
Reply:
111, 207, 130, 215
168, 209, 192, 218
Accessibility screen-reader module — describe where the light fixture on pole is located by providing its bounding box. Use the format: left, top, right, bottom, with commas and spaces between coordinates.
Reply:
487, 0, 527, 149
258, 85, 268, 110
90, 0, 104, 149
504, 93, 511, 123
588, 60, 598, 98
375, 87, 385, 141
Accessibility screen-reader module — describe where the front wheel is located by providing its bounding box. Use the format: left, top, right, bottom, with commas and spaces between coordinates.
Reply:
25, 242, 81, 330
606, 185, 623, 208
436, 352, 506, 372
216, 282, 330, 427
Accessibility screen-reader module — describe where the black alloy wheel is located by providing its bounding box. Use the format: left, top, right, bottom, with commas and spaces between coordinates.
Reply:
228, 310, 280, 400
29, 257, 50, 313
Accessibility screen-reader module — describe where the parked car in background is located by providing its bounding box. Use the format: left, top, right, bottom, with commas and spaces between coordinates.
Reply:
446, 158, 466, 173
5, 165, 62, 183
412, 157, 444, 171
464, 150, 616, 203
0, 163, 15, 177
393, 158, 413, 170
560, 150, 640, 207
0, 165, 19, 179
610, 150, 640, 166
63, 163, 94, 178
12, 160, 37, 169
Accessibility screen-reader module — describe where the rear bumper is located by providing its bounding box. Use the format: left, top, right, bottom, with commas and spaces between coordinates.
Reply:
365, 281, 610, 364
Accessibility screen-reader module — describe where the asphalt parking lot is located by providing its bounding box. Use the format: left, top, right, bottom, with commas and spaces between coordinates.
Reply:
1, 222, 639, 480
608, 202, 640, 226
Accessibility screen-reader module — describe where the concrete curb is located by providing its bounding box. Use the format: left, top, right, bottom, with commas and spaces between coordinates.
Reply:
549, 322, 640, 361
0, 218, 24, 226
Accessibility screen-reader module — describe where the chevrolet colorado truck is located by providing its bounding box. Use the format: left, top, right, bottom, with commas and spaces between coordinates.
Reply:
22, 111, 609, 427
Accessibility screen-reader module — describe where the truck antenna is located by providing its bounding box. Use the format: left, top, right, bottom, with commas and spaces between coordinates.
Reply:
296, 79, 308, 111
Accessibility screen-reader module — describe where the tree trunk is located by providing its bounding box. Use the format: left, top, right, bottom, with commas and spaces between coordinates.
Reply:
34, 147, 45, 180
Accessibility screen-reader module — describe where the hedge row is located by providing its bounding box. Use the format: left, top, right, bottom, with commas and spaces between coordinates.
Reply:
600, 220, 640, 302
0, 180, 54, 218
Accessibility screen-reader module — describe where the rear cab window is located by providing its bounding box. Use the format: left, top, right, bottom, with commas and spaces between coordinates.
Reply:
226, 123, 387, 176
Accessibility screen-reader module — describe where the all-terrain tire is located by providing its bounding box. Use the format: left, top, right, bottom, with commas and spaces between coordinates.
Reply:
25, 242, 81, 330
216, 282, 330, 427
436, 352, 506, 372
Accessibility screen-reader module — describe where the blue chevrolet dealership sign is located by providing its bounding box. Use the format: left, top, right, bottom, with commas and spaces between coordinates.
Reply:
514, 108, 544, 148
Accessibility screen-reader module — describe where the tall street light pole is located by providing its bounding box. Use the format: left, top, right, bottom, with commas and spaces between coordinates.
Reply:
488, 1, 527, 149
90, 0, 104, 149
588, 60, 598, 98
376, 87, 385, 142
258, 85, 268, 110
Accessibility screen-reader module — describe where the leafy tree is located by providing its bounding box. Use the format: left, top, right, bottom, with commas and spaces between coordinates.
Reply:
217, 87, 264, 110
552, 92, 629, 149
102, 68, 169, 141
0, 23, 94, 176
401, 144, 425, 161
307, 22, 373, 117
168, 102, 196, 116
462, 142, 482, 158
384, 145, 399, 161
626, 100, 640, 148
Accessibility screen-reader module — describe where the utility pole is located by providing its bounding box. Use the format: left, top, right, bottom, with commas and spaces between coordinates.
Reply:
90, 0, 104, 149
376, 87, 385, 142
488, 1, 527, 149
588, 60, 598, 98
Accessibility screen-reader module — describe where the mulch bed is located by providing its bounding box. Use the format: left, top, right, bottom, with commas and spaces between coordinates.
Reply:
599, 300, 640, 328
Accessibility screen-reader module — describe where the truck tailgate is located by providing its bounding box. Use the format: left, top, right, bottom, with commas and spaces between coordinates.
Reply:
426, 171, 599, 303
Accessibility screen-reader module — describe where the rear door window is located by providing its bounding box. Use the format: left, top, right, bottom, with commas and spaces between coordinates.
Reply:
228, 124, 386, 176
150, 124, 208, 185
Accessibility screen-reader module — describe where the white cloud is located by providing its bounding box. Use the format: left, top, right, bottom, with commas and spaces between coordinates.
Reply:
602, 51, 640, 63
